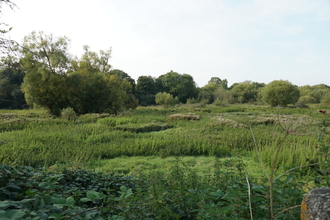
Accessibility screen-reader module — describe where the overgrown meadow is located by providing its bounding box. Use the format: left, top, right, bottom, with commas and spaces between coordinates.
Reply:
0, 104, 329, 219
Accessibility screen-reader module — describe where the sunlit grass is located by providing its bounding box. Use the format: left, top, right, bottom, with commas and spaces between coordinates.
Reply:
0, 104, 326, 178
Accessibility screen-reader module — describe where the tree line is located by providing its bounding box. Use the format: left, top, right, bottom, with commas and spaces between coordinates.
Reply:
0, 31, 329, 115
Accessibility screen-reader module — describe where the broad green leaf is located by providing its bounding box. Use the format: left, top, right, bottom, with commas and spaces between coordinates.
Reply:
51, 197, 66, 205
38, 182, 48, 188
0, 210, 26, 219
86, 190, 105, 200
0, 200, 16, 208
66, 196, 75, 206
210, 190, 224, 198
80, 198, 92, 203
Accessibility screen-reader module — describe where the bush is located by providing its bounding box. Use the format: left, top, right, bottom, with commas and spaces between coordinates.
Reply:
262, 80, 300, 107
155, 92, 179, 109
61, 107, 77, 120
298, 95, 315, 104
321, 93, 330, 106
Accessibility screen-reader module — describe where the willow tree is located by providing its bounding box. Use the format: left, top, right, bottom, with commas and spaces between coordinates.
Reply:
20, 31, 71, 115
262, 80, 300, 107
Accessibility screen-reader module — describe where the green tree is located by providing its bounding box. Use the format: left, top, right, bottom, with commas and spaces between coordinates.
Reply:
197, 88, 214, 104
0, 57, 26, 108
261, 80, 300, 107
136, 75, 157, 105
68, 72, 129, 114
19, 31, 137, 115
213, 87, 235, 104
109, 69, 138, 109
155, 92, 178, 109
71, 45, 112, 74
321, 93, 330, 106
311, 84, 330, 103
230, 81, 264, 103
22, 69, 69, 115
20, 31, 71, 75
208, 77, 222, 86
68, 48, 137, 114
220, 79, 228, 90
109, 69, 135, 90
298, 84, 330, 103
200, 77, 230, 104
20, 31, 71, 115
156, 70, 197, 103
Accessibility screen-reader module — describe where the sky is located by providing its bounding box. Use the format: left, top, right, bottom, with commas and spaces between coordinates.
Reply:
1, 0, 330, 87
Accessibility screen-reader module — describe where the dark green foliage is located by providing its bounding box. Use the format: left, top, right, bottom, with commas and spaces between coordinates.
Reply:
109, 69, 136, 94
0, 165, 141, 219
68, 72, 113, 114
136, 75, 157, 105
197, 88, 214, 104
0, 61, 26, 109
156, 70, 198, 103
0, 158, 306, 219
230, 81, 265, 103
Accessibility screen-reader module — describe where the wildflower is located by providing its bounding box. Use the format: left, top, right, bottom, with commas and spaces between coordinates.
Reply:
315, 146, 319, 149
319, 110, 326, 114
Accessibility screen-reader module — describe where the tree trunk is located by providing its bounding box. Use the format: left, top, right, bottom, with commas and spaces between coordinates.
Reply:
301, 187, 330, 220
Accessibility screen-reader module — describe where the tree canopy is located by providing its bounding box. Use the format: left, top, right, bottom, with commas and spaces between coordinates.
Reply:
19, 31, 137, 115
261, 80, 300, 107
230, 81, 265, 103
136, 75, 157, 105
0, 57, 26, 108
156, 70, 198, 103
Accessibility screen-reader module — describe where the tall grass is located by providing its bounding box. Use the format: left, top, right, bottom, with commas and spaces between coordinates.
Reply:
0, 105, 323, 171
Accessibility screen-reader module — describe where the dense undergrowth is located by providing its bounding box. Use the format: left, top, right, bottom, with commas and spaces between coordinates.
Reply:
0, 158, 305, 219
0, 104, 329, 219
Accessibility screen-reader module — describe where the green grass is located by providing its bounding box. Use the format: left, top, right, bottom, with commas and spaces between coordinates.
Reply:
0, 104, 327, 176
88, 155, 269, 181
0, 104, 329, 219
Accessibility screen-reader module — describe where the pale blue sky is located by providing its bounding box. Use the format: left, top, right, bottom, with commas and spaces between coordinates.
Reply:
2, 0, 330, 87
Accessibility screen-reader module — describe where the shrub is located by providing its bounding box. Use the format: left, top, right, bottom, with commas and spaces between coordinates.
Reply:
321, 93, 330, 106
61, 107, 77, 120
262, 80, 300, 107
298, 95, 315, 104
155, 92, 179, 109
